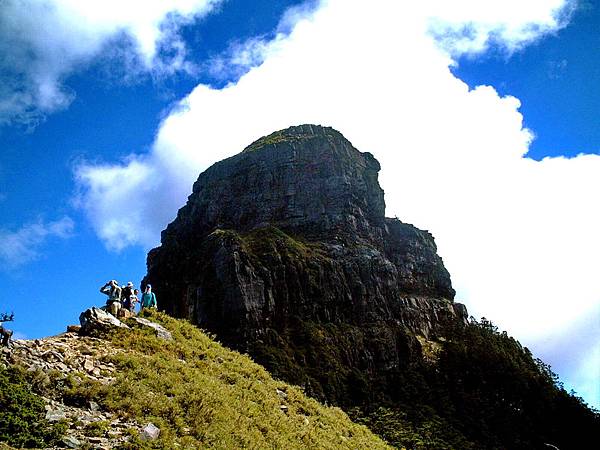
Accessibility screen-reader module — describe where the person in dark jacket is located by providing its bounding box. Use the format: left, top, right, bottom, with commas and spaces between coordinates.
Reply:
121, 282, 134, 311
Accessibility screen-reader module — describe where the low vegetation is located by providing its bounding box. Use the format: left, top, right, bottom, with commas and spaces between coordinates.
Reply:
64, 310, 390, 449
242, 128, 333, 153
428, 318, 600, 449
351, 318, 600, 449
2, 306, 596, 449
0, 366, 65, 448
243, 130, 293, 152
241, 311, 600, 449
242, 226, 331, 263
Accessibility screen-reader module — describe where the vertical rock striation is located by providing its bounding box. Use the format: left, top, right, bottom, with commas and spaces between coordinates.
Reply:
144, 124, 467, 404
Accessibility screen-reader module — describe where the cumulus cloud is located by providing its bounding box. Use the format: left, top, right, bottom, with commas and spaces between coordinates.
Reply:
75, 0, 599, 406
205, 1, 321, 81
75, 157, 158, 251
426, 0, 573, 55
0, 217, 74, 269
0, 0, 220, 126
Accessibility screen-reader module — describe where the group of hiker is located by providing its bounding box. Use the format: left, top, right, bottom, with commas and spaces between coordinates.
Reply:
100, 280, 157, 319
0, 282, 158, 348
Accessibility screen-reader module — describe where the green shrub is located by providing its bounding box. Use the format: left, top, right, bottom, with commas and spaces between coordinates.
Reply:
0, 366, 65, 448
84, 420, 110, 437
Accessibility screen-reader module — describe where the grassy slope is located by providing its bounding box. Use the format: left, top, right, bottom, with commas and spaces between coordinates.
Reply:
85, 310, 391, 449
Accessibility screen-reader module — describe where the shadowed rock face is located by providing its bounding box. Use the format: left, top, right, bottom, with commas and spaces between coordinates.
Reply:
144, 124, 466, 404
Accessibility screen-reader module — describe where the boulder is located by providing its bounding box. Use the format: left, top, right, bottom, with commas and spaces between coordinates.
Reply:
63, 436, 81, 449
140, 422, 160, 440
453, 302, 469, 324
117, 308, 133, 320
45, 407, 68, 422
79, 307, 129, 336
129, 317, 172, 340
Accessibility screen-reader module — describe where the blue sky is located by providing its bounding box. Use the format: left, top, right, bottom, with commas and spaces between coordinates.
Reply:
0, 0, 305, 333
454, 1, 599, 159
0, 0, 598, 409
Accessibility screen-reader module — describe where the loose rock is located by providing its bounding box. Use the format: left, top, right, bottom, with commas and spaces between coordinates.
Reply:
63, 436, 81, 448
129, 317, 172, 340
140, 422, 161, 440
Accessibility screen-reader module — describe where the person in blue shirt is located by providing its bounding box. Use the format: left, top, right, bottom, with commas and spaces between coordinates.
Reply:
141, 284, 157, 310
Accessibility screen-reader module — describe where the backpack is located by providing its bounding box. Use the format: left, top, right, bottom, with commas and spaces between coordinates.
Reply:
122, 286, 133, 301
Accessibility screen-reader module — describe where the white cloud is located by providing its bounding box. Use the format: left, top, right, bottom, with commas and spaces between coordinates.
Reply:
0, 0, 220, 126
76, 0, 600, 406
426, 0, 573, 55
75, 157, 158, 251
0, 217, 75, 269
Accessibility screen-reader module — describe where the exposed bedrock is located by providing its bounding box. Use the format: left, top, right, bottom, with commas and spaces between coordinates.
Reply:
144, 124, 467, 404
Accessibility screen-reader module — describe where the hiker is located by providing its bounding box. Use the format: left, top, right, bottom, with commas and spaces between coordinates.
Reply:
130, 289, 140, 313
121, 282, 134, 309
141, 284, 157, 310
100, 280, 122, 302
100, 280, 122, 316
122, 284, 138, 314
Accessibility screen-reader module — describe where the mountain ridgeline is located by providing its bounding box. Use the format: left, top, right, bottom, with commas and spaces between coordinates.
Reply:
144, 125, 599, 449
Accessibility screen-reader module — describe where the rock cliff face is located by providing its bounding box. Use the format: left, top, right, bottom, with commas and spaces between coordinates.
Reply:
145, 124, 467, 404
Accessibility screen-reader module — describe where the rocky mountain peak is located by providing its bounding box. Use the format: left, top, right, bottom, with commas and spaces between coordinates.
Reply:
161, 124, 385, 247
242, 124, 345, 153
144, 125, 464, 407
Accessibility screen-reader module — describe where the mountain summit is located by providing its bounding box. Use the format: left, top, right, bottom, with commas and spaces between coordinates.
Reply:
146, 124, 464, 361
144, 125, 599, 449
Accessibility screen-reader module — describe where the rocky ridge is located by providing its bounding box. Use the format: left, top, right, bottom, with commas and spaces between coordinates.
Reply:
1, 309, 391, 449
0, 309, 178, 449
2, 332, 138, 449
